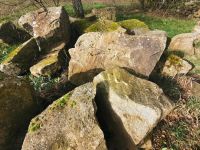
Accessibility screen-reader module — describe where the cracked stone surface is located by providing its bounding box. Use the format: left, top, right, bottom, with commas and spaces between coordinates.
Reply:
93, 67, 174, 146
22, 83, 107, 150
68, 30, 167, 85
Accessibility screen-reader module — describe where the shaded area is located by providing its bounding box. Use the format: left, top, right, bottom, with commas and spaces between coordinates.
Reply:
95, 81, 137, 150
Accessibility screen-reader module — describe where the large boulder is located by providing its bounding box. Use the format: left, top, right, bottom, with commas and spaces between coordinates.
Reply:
0, 21, 31, 44
0, 72, 39, 150
169, 33, 200, 56
93, 68, 174, 147
22, 83, 106, 150
68, 30, 167, 85
92, 7, 116, 21
162, 55, 193, 77
0, 38, 40, 75
18, 7, 70, 52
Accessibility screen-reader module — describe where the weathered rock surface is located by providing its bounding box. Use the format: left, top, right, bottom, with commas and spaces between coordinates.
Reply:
0, 38, 39, 75
69, 30, 167, 85
30, 43, 66, 77
18, 7, 70, 52
93, 68, 174, 147
162, 55, 193, 77
169, 33, 200, 56
92, 7, 116, 21
0, 21, 31, 44
0, 72, 39, 150
22, 83, 106, 150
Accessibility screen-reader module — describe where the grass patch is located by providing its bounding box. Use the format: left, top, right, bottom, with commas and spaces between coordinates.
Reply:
117, 13, 196, 38
29, 75, 60, 93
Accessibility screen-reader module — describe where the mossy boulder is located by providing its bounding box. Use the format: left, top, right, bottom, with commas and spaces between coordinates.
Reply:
0, 72, 39, 150
22, 83, 106, 150
85, 20, 120, 33
118, 19, 149, 31
162, 55, 193, 77
93, 68, 174, 147
0, 38, 40, 75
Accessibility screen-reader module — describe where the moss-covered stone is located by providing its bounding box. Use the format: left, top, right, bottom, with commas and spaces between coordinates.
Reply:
1, 38, 40, 74
0, 72, 39, 149
118, 19, 148, 31
162, 54, 192, 77
28, 117, 43, 133
85, 20, 120, 33
167, 55, 183, 68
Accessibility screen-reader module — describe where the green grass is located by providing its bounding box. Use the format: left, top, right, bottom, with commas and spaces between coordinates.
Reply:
29, 75, 60, 93
117, 13, 196, 38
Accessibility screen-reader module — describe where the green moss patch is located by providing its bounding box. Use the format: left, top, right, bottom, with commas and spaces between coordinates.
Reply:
85, 20, 120, 33
28, 117, 42, 133
50, 92, 74, 110
167, 55, 183, 68
118, 19, 148, 30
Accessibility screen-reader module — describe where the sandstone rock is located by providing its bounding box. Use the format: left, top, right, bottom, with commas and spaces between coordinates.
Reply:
162, 55, 193, 77
92, 7, 116, 21
22, 83, 106, 150
169, 33, 200, 56
0, 38, 40, 75
18, 7, 70, 52
69, 30, 167, 85
30, 43, 66, 77
0, 21, 31, 44
93, 68, 174, 147
0, 72, 39, 150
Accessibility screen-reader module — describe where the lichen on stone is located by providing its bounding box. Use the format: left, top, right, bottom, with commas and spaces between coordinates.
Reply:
50, 92, 73, 110
85, 19, 120, 33
28, 117, 42, 133
167, 55, 183, 68
118, 19, 148, 30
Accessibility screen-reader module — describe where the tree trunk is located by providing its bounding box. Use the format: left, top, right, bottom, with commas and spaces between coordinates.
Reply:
72, 0, 84, 18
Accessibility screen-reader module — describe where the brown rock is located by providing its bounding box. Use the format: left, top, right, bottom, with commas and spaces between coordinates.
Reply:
169, 33, 200, 56
0, 72, 39, 150
22, 83, 106, 150
68, 30, 167, 85
162, 55, 193, 77
0, 38, 40, 75
18, 7, 70, 52
93, 68, 174, 147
